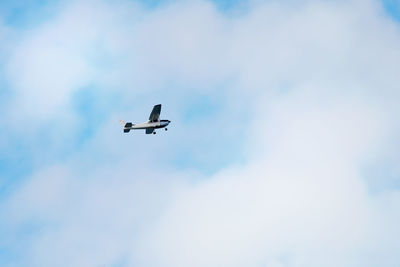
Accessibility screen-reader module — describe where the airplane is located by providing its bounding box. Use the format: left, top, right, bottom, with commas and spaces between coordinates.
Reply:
119, 104, 170, 134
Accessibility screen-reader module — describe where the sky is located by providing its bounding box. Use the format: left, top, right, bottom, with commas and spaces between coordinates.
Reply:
0, 0, 400, 266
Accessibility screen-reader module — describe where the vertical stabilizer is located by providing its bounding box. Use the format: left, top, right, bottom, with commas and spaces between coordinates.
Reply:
119, 120, 133, 133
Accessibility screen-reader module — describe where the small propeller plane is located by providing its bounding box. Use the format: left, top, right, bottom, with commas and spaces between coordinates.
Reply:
119, 104, 170, 134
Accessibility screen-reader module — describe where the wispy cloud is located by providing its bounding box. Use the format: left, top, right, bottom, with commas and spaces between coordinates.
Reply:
1, 0, 400, 266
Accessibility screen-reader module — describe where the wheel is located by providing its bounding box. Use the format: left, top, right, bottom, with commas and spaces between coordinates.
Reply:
153, 131, 156, 135
165, 128, 168, 131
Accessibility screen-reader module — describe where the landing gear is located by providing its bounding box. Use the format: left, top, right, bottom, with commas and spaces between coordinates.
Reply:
165, 128, 168, 131
153, 131, 156, 135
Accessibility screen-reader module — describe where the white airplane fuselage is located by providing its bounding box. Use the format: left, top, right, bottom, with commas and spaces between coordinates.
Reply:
121, 104, 170, 134
129, 120, 170, 130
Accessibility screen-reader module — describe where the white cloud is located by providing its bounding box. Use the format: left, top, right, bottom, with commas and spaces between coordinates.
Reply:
1, 0, 400, 266
137, 94, 398, 267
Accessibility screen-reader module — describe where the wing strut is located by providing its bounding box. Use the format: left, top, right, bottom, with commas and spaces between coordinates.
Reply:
146, 128, 155, 134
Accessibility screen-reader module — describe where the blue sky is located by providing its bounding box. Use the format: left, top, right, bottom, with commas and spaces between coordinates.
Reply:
4, 0, 399, 180
0, 0, 249, 184
1, 0, 400, 266
383, 0, 400, 20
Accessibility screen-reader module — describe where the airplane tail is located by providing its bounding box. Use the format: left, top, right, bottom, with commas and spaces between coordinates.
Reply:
119, 120, 134, 133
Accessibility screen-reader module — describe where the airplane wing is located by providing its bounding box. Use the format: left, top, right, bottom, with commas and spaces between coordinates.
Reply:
149, 104, 161, 122
146, 128, 155, 134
